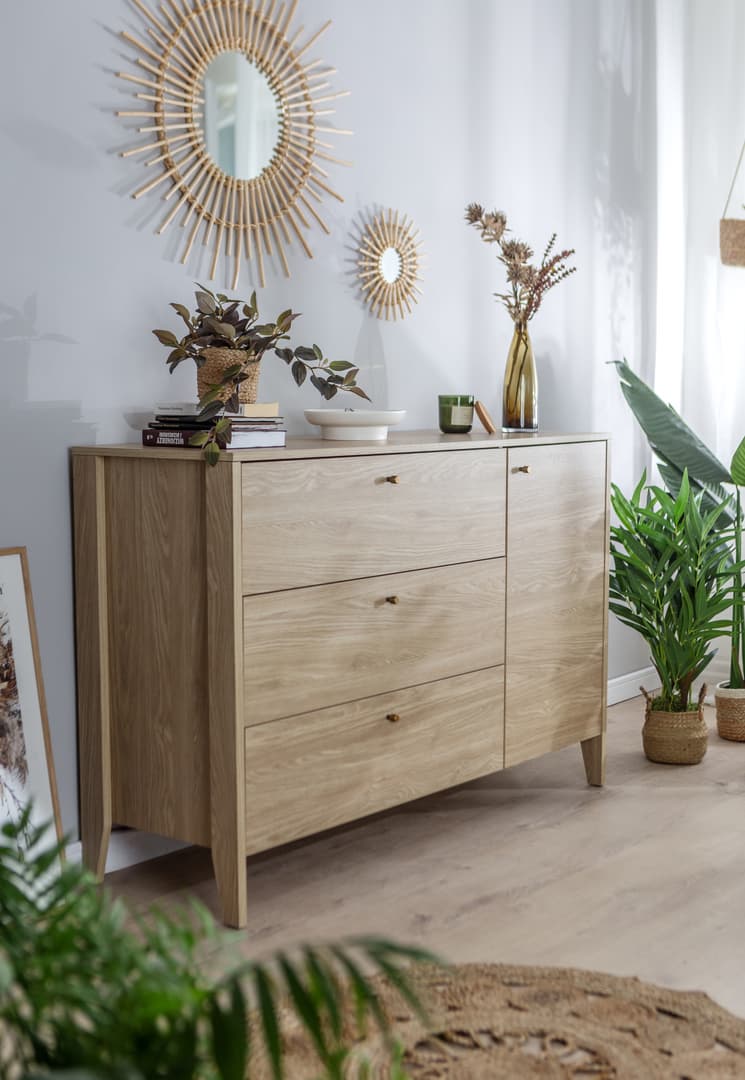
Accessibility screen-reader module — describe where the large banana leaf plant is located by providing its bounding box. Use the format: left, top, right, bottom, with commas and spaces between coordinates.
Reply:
609, 470, 735, 711
612, 359, 745, 688
0, 808, 432, 1080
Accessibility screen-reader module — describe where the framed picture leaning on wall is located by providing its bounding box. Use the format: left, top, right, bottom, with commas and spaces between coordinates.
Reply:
0, 547, 61, 840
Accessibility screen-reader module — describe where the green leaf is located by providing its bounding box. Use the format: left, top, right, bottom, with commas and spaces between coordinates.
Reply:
205, 442, 221, 466
303, 948, 343, 1040
195, 289, 218, 315
313, 344, 324, 361
199, 386, 224, 407
731, 435, 745, 487
329, 360, 355, 371
344, 385, 371, 401
205, 318, 237, 340
611, 359, 732, 484
253, 966, 282, 1080
170, 302, 193, 327
152, 329, 179, 348
277, 955, 330, 1066
295, 345, 318, 364
291, 359, 307, 387
209, 979, 248, 1080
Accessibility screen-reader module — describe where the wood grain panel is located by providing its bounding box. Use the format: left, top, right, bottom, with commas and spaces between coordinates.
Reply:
205, 460, 247, 928
105, 458, 210, 846
243, 560, 505, 724
504, 442, 608, 766
72, 454, 111, 878
244, 668, 504, 853
241, 450, 506, 592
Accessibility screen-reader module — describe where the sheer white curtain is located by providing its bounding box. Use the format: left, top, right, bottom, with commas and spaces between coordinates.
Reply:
653, 0, 745, 683
654, 0, 745, 461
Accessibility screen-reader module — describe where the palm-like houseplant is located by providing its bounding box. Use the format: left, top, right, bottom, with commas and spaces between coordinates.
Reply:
0, 808, 432, 1079
610, 469, 735, 763
612, 359, 745, 740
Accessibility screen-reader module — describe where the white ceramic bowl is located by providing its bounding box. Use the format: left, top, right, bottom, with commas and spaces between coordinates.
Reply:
304, 409, 406, 441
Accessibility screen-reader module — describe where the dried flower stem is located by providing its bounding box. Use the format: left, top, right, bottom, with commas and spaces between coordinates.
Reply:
465, 203, 576, 327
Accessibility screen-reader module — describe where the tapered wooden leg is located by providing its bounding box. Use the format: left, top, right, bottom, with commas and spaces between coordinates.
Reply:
81, 801, 111, 879
73, 455, 113, 879
211, 846, 247, 929
206, 460, 247, 929
581, 732, 606, 786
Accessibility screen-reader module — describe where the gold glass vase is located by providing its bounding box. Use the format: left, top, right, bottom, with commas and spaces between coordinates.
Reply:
502, 323, 538, 431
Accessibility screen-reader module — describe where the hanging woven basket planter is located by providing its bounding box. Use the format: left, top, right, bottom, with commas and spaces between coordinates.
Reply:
720, 139, 745, 266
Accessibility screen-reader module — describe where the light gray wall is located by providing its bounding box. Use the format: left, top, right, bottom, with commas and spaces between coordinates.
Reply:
0, 0, 652, 838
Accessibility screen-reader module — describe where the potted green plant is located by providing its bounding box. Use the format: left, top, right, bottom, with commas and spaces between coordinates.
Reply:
153, 285, 369, 463
1, 807, 429, 1079
611, 359, 745, 740
609, 470, 734, 764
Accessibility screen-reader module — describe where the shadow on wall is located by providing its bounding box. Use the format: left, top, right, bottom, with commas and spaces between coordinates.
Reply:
0, 295, 96, 836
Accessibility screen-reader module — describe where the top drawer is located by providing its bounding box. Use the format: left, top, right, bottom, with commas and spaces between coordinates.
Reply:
241, 448, 506, 594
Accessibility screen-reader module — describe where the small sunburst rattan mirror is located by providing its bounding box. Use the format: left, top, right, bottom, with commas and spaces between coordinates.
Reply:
357, 209, 423, 320
116, 0, 351, 288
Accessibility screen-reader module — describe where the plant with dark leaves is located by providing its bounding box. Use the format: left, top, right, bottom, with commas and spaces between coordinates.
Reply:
153, 285, 369, 464
0, 807, 435, 1079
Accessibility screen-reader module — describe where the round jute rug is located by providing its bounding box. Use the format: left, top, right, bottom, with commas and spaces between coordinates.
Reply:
269, 963, 745, 1078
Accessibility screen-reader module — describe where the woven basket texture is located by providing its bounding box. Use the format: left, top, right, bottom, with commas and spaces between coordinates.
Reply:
642, 705, 708, 764
196, 347, 260, 404
715, 687, 745, 742
720, 218, 745, 266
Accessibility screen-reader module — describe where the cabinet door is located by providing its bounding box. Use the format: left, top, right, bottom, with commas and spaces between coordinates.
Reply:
504, 442, 608, 767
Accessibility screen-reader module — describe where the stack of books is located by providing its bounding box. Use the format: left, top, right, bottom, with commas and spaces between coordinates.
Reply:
142, 402, 286, 449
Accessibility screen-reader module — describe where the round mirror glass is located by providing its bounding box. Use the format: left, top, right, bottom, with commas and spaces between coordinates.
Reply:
199, 51, 280, 180
379, 247, 402, 284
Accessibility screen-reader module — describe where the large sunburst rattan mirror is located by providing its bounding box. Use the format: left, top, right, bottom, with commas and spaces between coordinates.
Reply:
116, 0, 351, 288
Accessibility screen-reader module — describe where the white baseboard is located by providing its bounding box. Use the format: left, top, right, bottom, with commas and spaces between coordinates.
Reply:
66, 833, 187, 874
607, 666, 656, 706
62, 667, 673, 875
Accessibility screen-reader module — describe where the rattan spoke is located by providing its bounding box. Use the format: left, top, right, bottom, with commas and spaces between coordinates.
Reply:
356, 209, 424, 321
117, 0, 350, 286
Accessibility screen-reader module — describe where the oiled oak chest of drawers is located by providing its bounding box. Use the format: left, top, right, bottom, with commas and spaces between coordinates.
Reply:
72, 431, 609, 927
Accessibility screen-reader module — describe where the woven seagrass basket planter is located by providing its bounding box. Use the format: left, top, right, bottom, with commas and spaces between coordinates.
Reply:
641, 686, 708, 765
720, 218, 745, 266
715, 682, 745, 741
196, 346, 260, 404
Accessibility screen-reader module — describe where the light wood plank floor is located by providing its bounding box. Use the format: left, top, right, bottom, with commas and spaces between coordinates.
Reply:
107, 697, 745, 1016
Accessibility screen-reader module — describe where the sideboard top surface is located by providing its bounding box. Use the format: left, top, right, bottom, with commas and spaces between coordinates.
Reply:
70, 429, 610, 463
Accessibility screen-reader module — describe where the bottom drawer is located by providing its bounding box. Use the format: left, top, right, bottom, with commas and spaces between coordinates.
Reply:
244, 667, 504, 854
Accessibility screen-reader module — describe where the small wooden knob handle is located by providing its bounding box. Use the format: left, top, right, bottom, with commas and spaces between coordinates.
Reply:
385, 475, 401, 484
386, 713, 401, 723
385, 595, 400, 605
517, 465, 532, 474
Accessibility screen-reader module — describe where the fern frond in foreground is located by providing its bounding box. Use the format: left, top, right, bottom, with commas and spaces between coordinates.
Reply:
0, 808, 436, 1079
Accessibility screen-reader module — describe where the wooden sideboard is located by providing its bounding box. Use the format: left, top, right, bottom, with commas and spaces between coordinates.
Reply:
71, 431, 609, 928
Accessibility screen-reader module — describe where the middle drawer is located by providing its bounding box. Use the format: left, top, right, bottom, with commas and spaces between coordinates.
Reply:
243, 559, 505, 725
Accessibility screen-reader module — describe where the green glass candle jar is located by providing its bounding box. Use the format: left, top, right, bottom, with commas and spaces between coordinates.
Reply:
438, 395, 474, 434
